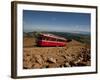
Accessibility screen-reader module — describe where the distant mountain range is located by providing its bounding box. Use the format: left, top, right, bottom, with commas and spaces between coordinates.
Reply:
68, 31, 90, 35
24, 31, 90, 35
23, 31, 90, 45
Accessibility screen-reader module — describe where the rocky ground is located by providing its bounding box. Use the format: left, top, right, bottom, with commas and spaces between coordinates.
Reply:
23, 37, 91, 69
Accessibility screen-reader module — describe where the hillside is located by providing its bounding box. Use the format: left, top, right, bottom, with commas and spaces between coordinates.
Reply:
23, 37, 91, 69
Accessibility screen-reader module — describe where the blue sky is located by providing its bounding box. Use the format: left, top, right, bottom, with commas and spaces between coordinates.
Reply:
23, 10, 90, 33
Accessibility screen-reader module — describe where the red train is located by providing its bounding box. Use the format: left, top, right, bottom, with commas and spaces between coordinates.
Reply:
37, 33, 67, 47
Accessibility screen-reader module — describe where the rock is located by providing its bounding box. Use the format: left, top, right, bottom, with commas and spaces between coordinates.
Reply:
62, 55, 74, 62
77, 62, 88, 66
23, 61, 33, 69
74, 57, 83, 64
33, 63, 42, 68
60, 65, 64, 67
86, 61, 91, 66
47, 57, 56, 63
42, 55, 47, 61
34, 55, 43, 64
64, 62, 71, 67
74, 59, 81, 64
30, 58, 35, 63
23, 56, 31, 62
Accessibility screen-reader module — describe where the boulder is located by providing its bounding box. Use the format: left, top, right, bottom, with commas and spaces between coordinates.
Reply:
64, 62, 71, 67
47, 57, 56, 63
23, 61, 32, 69
34, 55, 43, 64
33, 63, 42, 68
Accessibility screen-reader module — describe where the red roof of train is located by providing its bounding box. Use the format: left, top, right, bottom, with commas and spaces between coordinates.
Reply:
40, 33, 67, 41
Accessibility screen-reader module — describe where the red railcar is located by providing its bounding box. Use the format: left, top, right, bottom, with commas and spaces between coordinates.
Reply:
37, 33, 67, 47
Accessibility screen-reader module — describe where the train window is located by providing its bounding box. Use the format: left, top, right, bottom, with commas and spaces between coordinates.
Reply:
46, 37, 49, 40
52, 38, 56, 41
44, 37, 49, 41
58, 39, 64, 42
49, 37, 52, 41
42, 37, 45, 40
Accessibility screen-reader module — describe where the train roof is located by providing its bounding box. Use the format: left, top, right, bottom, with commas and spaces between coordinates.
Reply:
40, 33, 67, 41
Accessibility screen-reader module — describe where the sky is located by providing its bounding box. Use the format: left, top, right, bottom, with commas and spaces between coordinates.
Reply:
23, 10, 91, 33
